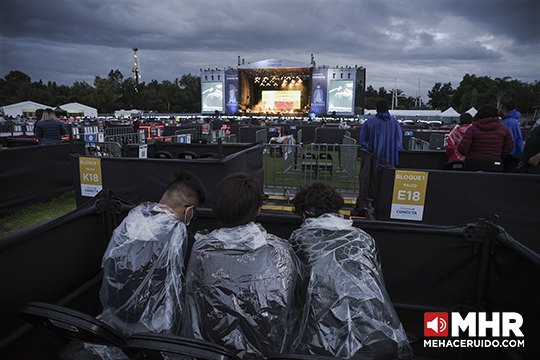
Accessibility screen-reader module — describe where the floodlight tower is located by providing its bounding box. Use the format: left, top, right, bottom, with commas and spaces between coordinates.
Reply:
132, 48, 141, 87
415, 78, 422, 108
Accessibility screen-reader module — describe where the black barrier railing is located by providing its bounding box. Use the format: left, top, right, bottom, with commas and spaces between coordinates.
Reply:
2, 190, 539, 359
0, 190, 135, 355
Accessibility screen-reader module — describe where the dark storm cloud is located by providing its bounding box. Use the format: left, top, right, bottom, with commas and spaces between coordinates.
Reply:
0, 0, 538, 100
439, 0, 540, 46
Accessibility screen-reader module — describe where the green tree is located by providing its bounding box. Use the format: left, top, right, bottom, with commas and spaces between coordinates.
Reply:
452, 74, 496, 112
427, 82, 454, 110
89, 76, 116, 113
178, 74, 201, 113
71, 80, 94, 104
363, 85, 379, 109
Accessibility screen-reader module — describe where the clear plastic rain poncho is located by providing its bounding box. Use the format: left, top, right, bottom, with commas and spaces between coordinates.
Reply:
184, 222, 303, 360
60, 203, 189, 360
289, 213, 412, 359
99, 202, 188, 336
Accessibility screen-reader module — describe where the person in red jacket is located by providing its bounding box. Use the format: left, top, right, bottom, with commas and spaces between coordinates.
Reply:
458, 104, 514, 172
446, 112, 473, 161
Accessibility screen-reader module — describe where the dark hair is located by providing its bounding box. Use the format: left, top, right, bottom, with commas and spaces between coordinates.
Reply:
212, 173, 263, 227
376, 99, 389, 114
163, 170, 207, 207
474, 104, 498, 121
500, 101, 515, 113
460, 113, 473, 125
292, 182, 344, 218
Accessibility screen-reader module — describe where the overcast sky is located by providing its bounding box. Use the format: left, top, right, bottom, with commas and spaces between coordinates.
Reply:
1, 0, 539, 103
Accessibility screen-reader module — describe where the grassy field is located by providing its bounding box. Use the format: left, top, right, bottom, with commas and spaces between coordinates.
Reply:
0, 190, 76, 237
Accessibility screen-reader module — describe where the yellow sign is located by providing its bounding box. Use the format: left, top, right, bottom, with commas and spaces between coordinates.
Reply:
391, 170, 429, 221
79, 157, 102, 197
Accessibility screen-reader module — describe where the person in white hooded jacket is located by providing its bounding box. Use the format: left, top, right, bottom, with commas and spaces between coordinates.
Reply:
184, 173, 303, 360
289, 182, 412, 360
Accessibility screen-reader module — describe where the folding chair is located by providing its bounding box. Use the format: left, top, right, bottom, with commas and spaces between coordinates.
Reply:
154, 150, 173, 159
318, 152, 334, 173
301, 152, 318, 173
123, 333, 241, 360
19, 302, 127, 354
199, 152, 218, 158
177, 151, 199, 160
442, 160, 464, 170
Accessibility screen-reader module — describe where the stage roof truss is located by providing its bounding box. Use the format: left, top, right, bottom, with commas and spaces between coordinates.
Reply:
241, 67, 311, 79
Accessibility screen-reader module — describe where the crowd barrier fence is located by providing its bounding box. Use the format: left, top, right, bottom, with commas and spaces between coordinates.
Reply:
1, 189, 538, 359
0, 143, 85, 215
261, 139, 362, 196
367, 165, 540, 255
69, 143, 264, 208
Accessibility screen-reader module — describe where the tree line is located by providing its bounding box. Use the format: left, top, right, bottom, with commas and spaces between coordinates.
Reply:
1, 70, 538, 115
0, 70, 202, 114
366, 75, 540, 115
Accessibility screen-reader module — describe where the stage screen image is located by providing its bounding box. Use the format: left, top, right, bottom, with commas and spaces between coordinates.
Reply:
328, 80, 354, 113
261, 90, 301, 111
202, 82, 224, 112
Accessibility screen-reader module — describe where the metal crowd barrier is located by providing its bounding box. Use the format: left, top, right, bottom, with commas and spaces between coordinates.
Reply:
105, 126, 134, 136
66, 124, 100, 140
1, 122, 28, 137
263, 139, 361, 196
104, 133, 142, 145
211, 134, 237, 144
84, 141, 123, 157
408, 137, 430, 150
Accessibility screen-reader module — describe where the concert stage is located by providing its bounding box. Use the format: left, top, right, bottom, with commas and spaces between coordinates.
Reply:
201, 58, 366, 117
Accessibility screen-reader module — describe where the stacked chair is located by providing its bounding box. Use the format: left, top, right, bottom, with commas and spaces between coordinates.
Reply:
19, 302, 240, 360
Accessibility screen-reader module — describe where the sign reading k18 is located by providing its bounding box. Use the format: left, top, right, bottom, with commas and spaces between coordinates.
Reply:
391, 170, 429, 221
79, 156, 102, 197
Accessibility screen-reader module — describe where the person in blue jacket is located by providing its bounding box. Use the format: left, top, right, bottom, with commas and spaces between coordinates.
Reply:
359, 99, 403, 167
499, 101, 524, 157
35, 108, 66, 145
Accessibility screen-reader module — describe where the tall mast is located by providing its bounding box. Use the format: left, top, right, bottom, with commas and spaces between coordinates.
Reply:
132, 48, 141, 88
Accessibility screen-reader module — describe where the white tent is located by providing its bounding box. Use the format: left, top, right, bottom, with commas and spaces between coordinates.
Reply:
59, 102, 98, 118
466, 107, 477, 117
440, 107, 461, 123
440, 107, 460, 117
0, 101, 52, 117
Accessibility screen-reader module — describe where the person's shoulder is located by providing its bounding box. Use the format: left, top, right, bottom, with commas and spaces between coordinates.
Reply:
266, 233, 296, 253
266, 232, 290, 245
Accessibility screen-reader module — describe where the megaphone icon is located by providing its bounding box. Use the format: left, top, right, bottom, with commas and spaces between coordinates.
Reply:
427, 317, 447, 333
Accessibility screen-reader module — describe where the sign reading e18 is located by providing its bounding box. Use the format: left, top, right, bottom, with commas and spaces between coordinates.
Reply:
391, 170, 429, 221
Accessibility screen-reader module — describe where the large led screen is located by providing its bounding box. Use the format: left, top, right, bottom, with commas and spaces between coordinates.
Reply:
202, 82, 224, 112
261, 90, 301, 111
328, 80, 354, 113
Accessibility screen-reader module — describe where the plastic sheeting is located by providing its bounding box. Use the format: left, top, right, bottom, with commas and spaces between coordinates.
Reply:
288, 213, 412, 359
185, 222, 302, 360
99, 202, 188, 336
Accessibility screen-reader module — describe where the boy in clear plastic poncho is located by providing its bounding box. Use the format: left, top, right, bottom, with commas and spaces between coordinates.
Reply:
289, 182, 412, 360
61, 170, 207, 360
184, 173, 303, 360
